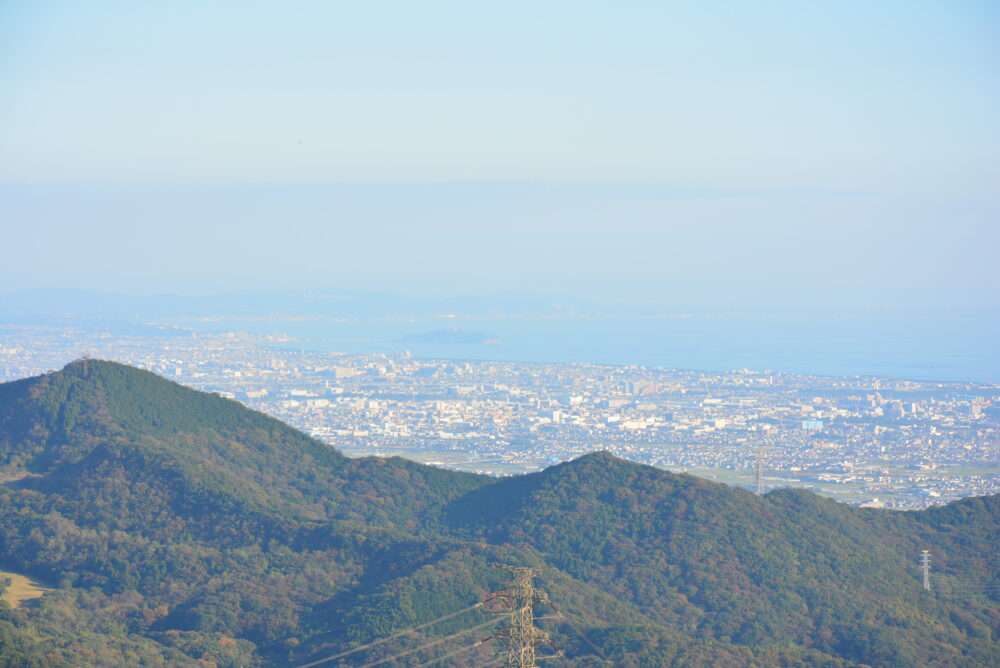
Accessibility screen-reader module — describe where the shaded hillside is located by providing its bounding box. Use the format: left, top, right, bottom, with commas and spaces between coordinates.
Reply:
0, 361, 997, 667
448, 453, 1000, 665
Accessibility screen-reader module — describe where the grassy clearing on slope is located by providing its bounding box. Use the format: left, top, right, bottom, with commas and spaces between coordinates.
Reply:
0, 570, 52, 608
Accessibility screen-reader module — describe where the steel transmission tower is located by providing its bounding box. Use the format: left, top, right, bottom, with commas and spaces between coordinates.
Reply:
489, 564, 552, 667
921, 550, 931, 591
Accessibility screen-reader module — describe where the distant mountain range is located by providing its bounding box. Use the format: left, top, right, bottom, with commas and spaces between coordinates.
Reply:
0, 360, 997, 666
401, 329, 501, 345
0, 288, 617, 323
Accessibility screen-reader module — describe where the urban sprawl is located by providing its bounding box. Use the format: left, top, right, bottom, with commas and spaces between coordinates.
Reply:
3, 325, 998, 510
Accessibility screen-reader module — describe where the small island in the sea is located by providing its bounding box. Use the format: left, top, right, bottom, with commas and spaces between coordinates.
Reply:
401, 329, 500, 345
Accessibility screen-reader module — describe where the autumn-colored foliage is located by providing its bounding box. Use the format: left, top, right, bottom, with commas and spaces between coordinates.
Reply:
0, 361, 996, 667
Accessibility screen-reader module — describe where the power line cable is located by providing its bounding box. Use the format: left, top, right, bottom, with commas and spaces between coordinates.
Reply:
413, 634, 495, 667
295, 602, 484, 668
545, 601, 606, 661
256, 618, 365, 651
358, 618, 498, 668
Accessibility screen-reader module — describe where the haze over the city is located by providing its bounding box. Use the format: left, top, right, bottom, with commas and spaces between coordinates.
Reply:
1, 6, 999, 666
1, 1, 997, 308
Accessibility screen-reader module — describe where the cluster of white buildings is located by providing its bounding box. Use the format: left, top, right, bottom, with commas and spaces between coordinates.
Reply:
3, 324, 998, 509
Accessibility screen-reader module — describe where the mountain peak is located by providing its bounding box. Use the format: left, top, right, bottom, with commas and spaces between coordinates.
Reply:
552, 449, 696, 486
1, 362, 997, 667
1, 359, 485, 532
60, 356, 130, 377
572, 449, 622, 463
0, 358, 348, 475
59, 358, 299, 438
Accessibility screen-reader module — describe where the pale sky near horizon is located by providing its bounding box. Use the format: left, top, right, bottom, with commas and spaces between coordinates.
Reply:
0, 1, 997, 305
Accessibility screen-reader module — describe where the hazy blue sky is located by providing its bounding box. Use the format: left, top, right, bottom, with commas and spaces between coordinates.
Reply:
1, 1, 997, 305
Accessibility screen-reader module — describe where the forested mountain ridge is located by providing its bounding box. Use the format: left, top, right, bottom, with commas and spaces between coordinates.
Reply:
0, 360, 997, 667
0, 359, 486, 526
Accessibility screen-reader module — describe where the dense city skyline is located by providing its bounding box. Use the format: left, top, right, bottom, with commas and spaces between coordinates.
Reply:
5, 322, 997, 511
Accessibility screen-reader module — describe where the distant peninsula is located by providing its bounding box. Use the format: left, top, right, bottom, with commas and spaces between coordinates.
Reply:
401, 328, 500, 344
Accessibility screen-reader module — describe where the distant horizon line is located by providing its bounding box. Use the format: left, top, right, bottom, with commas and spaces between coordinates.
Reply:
2, 285, 998, 313
0, 179, 879, 198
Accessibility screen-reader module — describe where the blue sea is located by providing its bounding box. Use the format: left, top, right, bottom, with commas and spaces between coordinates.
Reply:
179, 310, 1000, 384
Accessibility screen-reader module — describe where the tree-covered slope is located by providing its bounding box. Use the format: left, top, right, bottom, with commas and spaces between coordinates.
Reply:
0, 361, 997, 667
0, 361, 491, 666
446, 452, 1000, 666
0, 359, 485, 527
